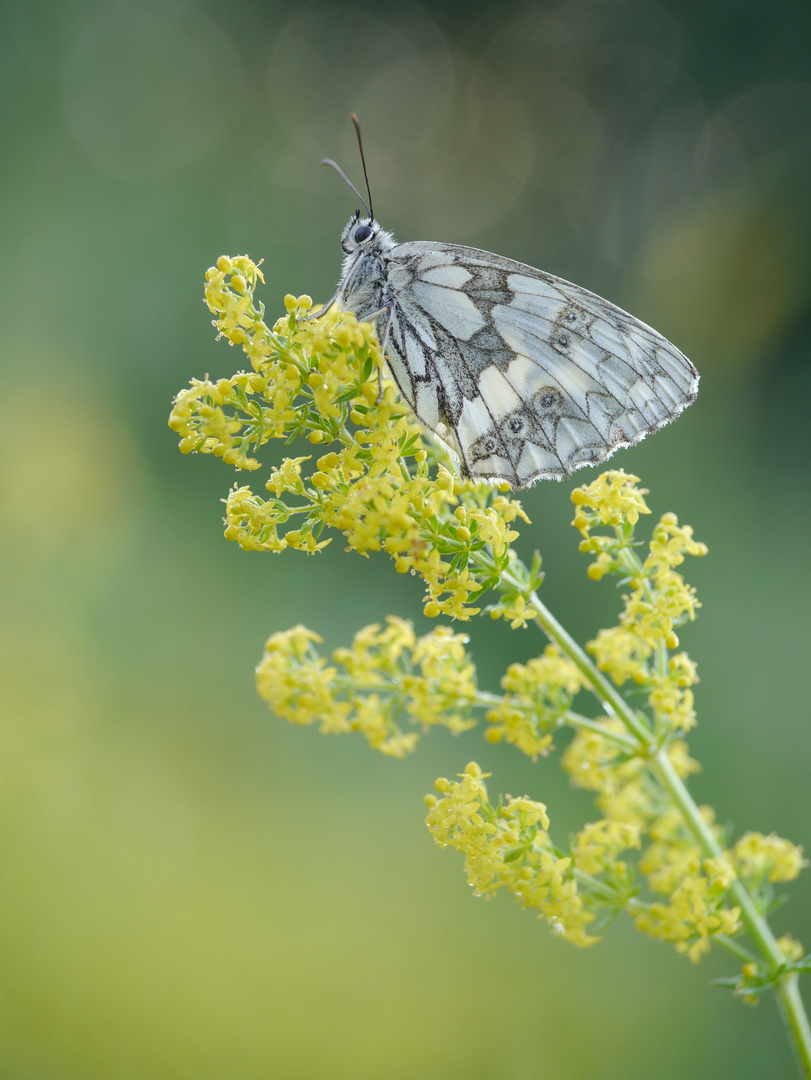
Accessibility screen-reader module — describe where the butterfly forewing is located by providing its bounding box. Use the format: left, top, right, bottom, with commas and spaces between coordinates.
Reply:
335, 226, 698, 489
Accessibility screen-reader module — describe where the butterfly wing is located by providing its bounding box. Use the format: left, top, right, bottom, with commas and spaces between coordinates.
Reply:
378, 241, 698, 487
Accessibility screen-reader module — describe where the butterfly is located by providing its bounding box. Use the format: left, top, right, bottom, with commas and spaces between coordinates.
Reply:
316, 119, 699, 490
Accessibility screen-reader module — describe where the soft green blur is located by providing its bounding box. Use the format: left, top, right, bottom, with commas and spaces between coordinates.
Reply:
1, 1, 810, 1076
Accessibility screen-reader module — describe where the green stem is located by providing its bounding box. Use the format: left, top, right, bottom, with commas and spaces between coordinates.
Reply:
472, 690, 638, 752
779, 976, 811, 1080
572, 867, 629, 904
653, 750, 811, 1078
565, 711, 639, 751
515, 580, 653, 749
714, 934, 759, 966
518, 582, 811, 1077
650, 750, 783, 965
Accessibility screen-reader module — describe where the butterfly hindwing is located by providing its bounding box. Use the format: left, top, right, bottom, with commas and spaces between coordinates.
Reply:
380, 241, 698, 486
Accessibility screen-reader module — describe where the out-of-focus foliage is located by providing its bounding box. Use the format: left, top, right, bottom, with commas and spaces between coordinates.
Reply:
1, 0, 810, 1077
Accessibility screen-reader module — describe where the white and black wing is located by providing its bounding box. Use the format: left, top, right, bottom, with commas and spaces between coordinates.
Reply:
379, 241, 698, 488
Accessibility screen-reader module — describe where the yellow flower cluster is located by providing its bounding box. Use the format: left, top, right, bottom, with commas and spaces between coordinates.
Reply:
170, 256, 531, 619
633, 875, 741, 963
425, 763, 598, 946
255, 617, 480, 758
571, 469, 651, 534
485, 645, 584, 759
638, 807, 721, 895
169, 257, 292, 469
623, 513, 706, 650
776, 934, 805, 962
732, 832, 807, 884
572, 819, 641, 876
570, 472, 707, 737
169, 372, 267, 471
562, 720, 745, 960
562, 720, 699, 824
563, 711, 807, 963
634, 815, 741, 964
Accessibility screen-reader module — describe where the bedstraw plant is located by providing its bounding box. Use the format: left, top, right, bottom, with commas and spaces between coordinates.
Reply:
169, 255, 811, 1075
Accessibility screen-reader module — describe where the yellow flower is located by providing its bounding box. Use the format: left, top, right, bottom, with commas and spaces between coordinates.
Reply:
490, 593, 532, 630
266, 456, 310, 497
640, 839, 703, 896
703, 857, 737, 891
486, 645, 583, 759
573, 819, 641, 875
571, 471, 651, 531
647, 678, 696, 731
561, 719, 644, 798
776, 934, 804, 963
587, 626, 650, 686
732, 832, 807, 884
224, 485, 289, 551
426, 764, 597, 946
257, 619, 481, 756
633, 875, 741, 963
645, 513, 708, 576
484, 702, 554, 759
575, 491, 706, 738
255, 626, 351, 733
350, 694, 420, 759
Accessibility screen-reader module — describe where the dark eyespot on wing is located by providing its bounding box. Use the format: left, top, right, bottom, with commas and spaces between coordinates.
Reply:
534, 386, 563, 411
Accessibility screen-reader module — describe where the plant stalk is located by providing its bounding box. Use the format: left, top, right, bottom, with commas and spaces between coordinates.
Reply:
522, 584, 811, 1077
518, 581, 653, 748
778, 975, 811, 1079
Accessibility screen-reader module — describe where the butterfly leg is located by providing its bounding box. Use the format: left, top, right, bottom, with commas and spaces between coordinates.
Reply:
298, 291, 339, 323
376, 307, 394, 404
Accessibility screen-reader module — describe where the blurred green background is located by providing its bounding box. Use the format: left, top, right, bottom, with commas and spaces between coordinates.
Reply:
1, 0, 810, 1076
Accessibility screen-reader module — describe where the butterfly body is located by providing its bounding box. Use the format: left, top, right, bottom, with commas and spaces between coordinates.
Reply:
334, 210, 698, 488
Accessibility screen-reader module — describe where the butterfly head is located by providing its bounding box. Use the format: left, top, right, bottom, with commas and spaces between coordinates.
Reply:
340, 210, 394, 256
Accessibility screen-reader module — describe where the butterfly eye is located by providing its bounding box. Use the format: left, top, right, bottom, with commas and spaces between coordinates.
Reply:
354, 224, 373, 243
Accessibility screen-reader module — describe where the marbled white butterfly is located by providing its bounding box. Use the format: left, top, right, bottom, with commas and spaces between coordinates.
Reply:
317, 118, 699, 490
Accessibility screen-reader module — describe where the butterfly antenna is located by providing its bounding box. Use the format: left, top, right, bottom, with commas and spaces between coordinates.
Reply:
350, 113, 374, 221
320, 158, 372, 219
